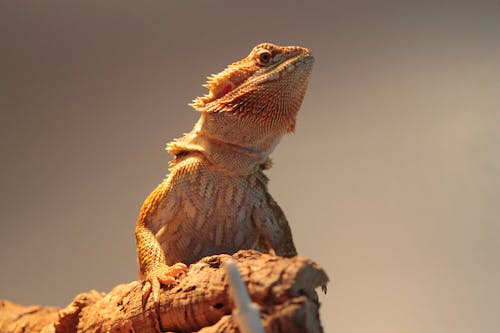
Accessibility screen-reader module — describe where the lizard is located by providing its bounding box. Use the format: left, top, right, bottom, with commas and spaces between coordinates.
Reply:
135, 42, 314, 304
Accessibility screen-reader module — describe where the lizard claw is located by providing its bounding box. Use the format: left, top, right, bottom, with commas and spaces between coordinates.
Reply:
142, 263, 189, 307
321, 283, 328, 294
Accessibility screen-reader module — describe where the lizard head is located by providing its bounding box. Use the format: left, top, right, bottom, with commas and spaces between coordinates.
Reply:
190, 43, 314, 134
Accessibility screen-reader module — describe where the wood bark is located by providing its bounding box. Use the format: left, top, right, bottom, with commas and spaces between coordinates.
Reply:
0, 250, 328, 333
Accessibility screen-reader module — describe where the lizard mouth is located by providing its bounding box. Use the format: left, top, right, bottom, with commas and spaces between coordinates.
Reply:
280, 53, 314, 71
253, 51, 314, 84
282, 53, 314, 72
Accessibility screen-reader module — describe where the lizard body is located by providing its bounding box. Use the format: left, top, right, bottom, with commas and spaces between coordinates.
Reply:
135, 43, 314, 302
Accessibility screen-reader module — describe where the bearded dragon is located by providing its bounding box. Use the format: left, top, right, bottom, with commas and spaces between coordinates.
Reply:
135, 43, 314, 304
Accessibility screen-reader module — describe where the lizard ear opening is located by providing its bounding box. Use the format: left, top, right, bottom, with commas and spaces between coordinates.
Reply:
190, 79, 235, 111
221, 83, 233, 95
190, 54, 258, 112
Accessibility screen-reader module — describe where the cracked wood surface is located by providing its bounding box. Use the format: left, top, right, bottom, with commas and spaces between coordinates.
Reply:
0, 250, 328, 333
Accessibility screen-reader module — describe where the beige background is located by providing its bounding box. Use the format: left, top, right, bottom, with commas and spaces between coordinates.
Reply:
1, 1, 499, 332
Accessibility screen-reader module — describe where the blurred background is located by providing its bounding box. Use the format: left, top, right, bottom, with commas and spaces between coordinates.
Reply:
1, 1, 499, 332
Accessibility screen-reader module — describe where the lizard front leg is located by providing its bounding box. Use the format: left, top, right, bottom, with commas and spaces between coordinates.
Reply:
135, 182, 188, 306
252, 191, 297, 257
252, 192, 329, 292
135, 222, 187, 306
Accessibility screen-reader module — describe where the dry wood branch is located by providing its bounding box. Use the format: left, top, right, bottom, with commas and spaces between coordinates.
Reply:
0, 250, 328, 333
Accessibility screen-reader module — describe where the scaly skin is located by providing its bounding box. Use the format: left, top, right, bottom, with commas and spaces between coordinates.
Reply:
135, 43, 314, 304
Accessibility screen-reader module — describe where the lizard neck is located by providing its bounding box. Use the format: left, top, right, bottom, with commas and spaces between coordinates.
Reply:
167, 114, 281, 175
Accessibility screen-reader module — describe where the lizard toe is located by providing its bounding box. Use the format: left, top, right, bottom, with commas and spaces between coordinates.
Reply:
143, 263, 189, 305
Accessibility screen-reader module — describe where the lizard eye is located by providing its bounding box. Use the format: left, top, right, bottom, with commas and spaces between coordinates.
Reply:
256, 50, 272, 66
